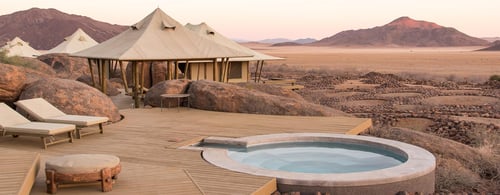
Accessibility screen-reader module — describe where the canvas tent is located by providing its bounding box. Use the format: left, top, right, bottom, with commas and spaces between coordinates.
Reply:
1, 37, 41, 58
46, 28, 98, 54
185, 23, 282, 83
73, 8, 252, 107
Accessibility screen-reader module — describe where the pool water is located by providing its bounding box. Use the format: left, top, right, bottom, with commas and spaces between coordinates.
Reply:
227, 142, 407, 174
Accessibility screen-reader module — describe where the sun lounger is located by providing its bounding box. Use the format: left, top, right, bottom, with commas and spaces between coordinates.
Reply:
0, 103, 75, 149
15, 98, 110, 139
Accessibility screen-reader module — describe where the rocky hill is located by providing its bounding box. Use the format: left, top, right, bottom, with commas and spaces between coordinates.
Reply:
477, 40, 500, 51
0, 8, 127, 50
313, 16, 489, 47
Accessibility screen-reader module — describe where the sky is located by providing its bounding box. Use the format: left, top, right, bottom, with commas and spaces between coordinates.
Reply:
2, 0, 500, 41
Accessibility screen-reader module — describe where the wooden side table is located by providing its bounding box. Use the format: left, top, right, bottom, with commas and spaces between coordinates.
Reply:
160, 94, 190, 112
45, 154, 121, 193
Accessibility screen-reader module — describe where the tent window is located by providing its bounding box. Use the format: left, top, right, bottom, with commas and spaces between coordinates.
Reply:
207, 30, 215, 35
228, 62, 242, 79
162, 21, 176, 30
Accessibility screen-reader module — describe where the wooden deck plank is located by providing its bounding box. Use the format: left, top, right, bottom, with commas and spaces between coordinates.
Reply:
0, 147, 40, 195
0, 108, 371, 195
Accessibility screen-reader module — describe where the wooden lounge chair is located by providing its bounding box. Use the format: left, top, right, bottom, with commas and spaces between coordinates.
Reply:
0, 103, 75, 149
15, 98, 110, 139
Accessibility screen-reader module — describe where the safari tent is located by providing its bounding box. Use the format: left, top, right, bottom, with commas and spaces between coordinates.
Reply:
1, 37, 41, 58
185, 23, 282, 83
46, 28, 98, 54
73, 8, 252, 107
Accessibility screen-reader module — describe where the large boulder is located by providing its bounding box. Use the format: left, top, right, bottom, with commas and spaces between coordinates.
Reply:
144, 80, 190, 107
76, 75, 121, 96
38, 53, 90, 79
0, 63, 26, 102
126, 62, 169, 89
18, 78, 121, 122
188, 80, 349, 116
235, 82, 304, 100
151, 62, 168, 86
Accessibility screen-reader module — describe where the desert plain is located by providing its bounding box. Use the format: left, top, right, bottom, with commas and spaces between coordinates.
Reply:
248, 44, 500, 81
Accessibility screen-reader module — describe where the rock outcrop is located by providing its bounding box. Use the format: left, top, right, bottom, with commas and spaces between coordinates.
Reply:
235, 82, 304, 100
0, 63, 26, 102
77, 75, 120, 96
188, 80, 349, 116
37, 53, 90, 79
126, 61, 168, 89
144, 80, 190, 107
19, 78, 121, 122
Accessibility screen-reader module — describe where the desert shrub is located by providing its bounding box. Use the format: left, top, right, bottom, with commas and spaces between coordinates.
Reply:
0, 50, 33, 68
436, 158, 481, 192
490, 74, 500, 81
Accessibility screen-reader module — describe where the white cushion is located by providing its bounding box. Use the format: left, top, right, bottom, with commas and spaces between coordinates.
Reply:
45, 154, 120, 174
4, 122, 75, 135
0, 103, 30, 127
15, 98, 66, 120
47, 115, 109, 126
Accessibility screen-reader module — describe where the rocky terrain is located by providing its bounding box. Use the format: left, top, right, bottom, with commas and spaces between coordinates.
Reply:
261, 65, 499, 194
312, 16, 489, 47
0, 8, 127, 50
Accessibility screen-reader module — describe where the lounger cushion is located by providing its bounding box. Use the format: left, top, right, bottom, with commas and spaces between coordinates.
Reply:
4, 122, 75, 135
15, 98, 66, 120
46, 154, 120, 174
45, 115, 109, 126
0, 103, 30, 127
15, 98, 110, 127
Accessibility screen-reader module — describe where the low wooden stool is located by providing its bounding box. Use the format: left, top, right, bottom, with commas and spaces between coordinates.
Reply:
45, 154, 121, 194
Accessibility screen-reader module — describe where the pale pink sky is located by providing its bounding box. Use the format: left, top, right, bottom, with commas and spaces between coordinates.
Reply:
2, 0, 500, 41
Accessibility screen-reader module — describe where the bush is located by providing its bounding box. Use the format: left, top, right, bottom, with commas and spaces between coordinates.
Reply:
489, 74, 500, 81
0, 50, 31, 68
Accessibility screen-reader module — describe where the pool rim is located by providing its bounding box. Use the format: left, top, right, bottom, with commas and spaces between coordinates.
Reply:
202, 133, 436, 187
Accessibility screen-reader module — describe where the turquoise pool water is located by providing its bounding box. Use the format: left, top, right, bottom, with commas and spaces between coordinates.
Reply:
227, 142, 407, 174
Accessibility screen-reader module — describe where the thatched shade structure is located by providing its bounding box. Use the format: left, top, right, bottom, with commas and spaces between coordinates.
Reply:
73, 8, 252, 107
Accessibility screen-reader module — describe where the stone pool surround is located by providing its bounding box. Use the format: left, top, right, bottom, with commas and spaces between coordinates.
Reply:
202, 133, 436, 194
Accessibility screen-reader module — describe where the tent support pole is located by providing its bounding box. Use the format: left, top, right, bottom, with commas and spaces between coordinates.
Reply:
140, 61, 145, 95
88, 58, 96, 87
175, 61, 179, 80
119, 61, 129, 94
133, 62, 140, 108
258, 60, 264, 83
227, 61, 232, 83
213, 58, 218, 82
254, 61, 259, 83
184, 61, 189, 80
102, 59, 108, 94
203, 63, 207, 80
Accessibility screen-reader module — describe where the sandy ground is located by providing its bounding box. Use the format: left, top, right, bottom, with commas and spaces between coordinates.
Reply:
244, 43, 500, 80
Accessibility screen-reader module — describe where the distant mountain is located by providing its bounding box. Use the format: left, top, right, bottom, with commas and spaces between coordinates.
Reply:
482, 37, 500, 42
313, 16, 489, 47
258, 38, 292, 44
0, 8, 127, 50
258, 38, 317, 45
294, 38, 317, 44
477, 40, 500, 51
271, 42, 302, 47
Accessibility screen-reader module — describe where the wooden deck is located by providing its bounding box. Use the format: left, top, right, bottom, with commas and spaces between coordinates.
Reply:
0, 148, 39, 195
0, 108, 371, 195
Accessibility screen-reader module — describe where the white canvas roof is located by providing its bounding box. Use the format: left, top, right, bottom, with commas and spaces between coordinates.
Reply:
47, 28, 98, 54
1, 37, 41, 58
73, 8, 252, 61
185, 22, 283, 61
